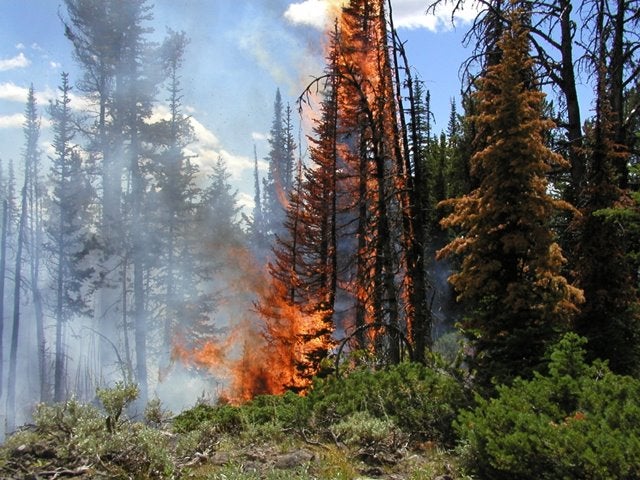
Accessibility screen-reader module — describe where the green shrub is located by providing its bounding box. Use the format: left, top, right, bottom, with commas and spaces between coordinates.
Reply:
308, 361, 466, 443
96, 381, 139, 432
456, 333, 640, 479
144, 397, 172, 428
173, 402, 244, 434
1, 388, 175, 479
174, 390, 309, 436
242, 391, 309, 429
330, 411, 399, 447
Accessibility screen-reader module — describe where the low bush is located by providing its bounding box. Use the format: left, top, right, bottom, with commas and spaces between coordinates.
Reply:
173, 402, 244, 434
0, 385, 175, 479
308, 361, 467, 444
330, 411, 400, 447
456, 333, 640, 479
242, 391, 309, 429
173, 390, 308, 437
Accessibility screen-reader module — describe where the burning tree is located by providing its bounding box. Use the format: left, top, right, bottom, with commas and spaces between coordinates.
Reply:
259, 0, 437, 382
176, 0, 438, 400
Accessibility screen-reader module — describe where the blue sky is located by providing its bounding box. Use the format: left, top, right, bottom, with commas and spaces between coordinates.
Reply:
0, 0, 477, 210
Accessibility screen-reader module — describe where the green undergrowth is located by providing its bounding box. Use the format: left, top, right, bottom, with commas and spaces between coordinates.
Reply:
456, 333, 640, 479
2, 337, 637, 479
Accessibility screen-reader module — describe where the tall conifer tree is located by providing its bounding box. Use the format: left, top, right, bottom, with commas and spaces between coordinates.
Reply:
47, 73, 95, 401
438, 14, 583, 387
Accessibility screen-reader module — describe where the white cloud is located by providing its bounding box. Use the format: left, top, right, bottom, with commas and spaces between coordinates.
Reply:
218, 149, 253, 178
49, 61, 62, 69
190, 117, 220, 148
0, 82, 90, 112
251, 132, 269, 141
284, 0, 479, 32
150, 106, 254, 181
15, 43, 25, 50
0, 82, 30, 102
284, 0, 329, 29
0, 113, 24, 129
392, 0, 480, 31
0, 52, 30, 71
0, 113, 51, 130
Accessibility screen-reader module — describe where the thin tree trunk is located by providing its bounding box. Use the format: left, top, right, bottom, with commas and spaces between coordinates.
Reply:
131, 133, 147, 405
389, 6, 433, 361
0, 201, 8, 400
27, 149, 47, 402
6, 186, 27, 432
122, 255, 133, 379
54, 183, 65, 402
559, 0, 584, 198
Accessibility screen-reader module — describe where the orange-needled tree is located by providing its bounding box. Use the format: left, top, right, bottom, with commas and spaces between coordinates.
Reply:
437, 13, 583, 388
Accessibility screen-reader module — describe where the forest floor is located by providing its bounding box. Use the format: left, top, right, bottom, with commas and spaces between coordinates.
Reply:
1, 424, 464, 479
175, 437, 460, 479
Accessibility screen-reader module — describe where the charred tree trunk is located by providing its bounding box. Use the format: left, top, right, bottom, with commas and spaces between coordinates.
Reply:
389, 14, 433, 362
355, 135, 369, 349
609, 0, 628, 188
558, 0, 584, 197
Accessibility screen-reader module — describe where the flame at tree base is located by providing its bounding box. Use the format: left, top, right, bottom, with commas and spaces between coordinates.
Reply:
172, 247, 334, 404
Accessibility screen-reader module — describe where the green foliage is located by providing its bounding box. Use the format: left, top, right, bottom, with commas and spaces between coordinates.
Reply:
433, 331, 463, 365
96, 381, 139, 432
144, 397, 172, 428
437, 16, 583, 388
455, 333, 640, 479
3, 394, 175, 479
31, 399, 104, 455
173, 402, 235, 434
241, 391, 309, 429
330, 411, 400, 447
308, 362, 466, 444
173, 391, 308, 437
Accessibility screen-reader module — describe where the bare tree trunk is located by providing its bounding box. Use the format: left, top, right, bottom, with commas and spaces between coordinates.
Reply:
388, 6, 433, 361
0, 201, 8, 400
27, 132, 47, 403
558, 0, 584, 198
131, 134, 148, 405
6, 186, 27, 432
54, 185, 66, 402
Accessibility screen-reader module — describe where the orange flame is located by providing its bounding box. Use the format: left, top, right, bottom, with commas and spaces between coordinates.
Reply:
172, 245, 334, 403
174, 0, 403, 403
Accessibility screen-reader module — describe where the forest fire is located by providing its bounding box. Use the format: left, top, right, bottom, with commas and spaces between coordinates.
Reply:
171, 245, 333, 403
2, 3, 638, 477
172, 0, 405, 403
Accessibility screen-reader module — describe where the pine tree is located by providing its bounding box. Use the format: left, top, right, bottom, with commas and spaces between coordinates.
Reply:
65, 0, 163, 403
246, 145, 266, 247
47, 72, 95, 402
153, 30, 203, 361
0, 201, 7, 400
437, 15, 583, 387
263, 89, 295, 236
6, 159, 17, 234
202, 157, 243, 246
169, 155, 243, 351
22, 85, 48, 402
